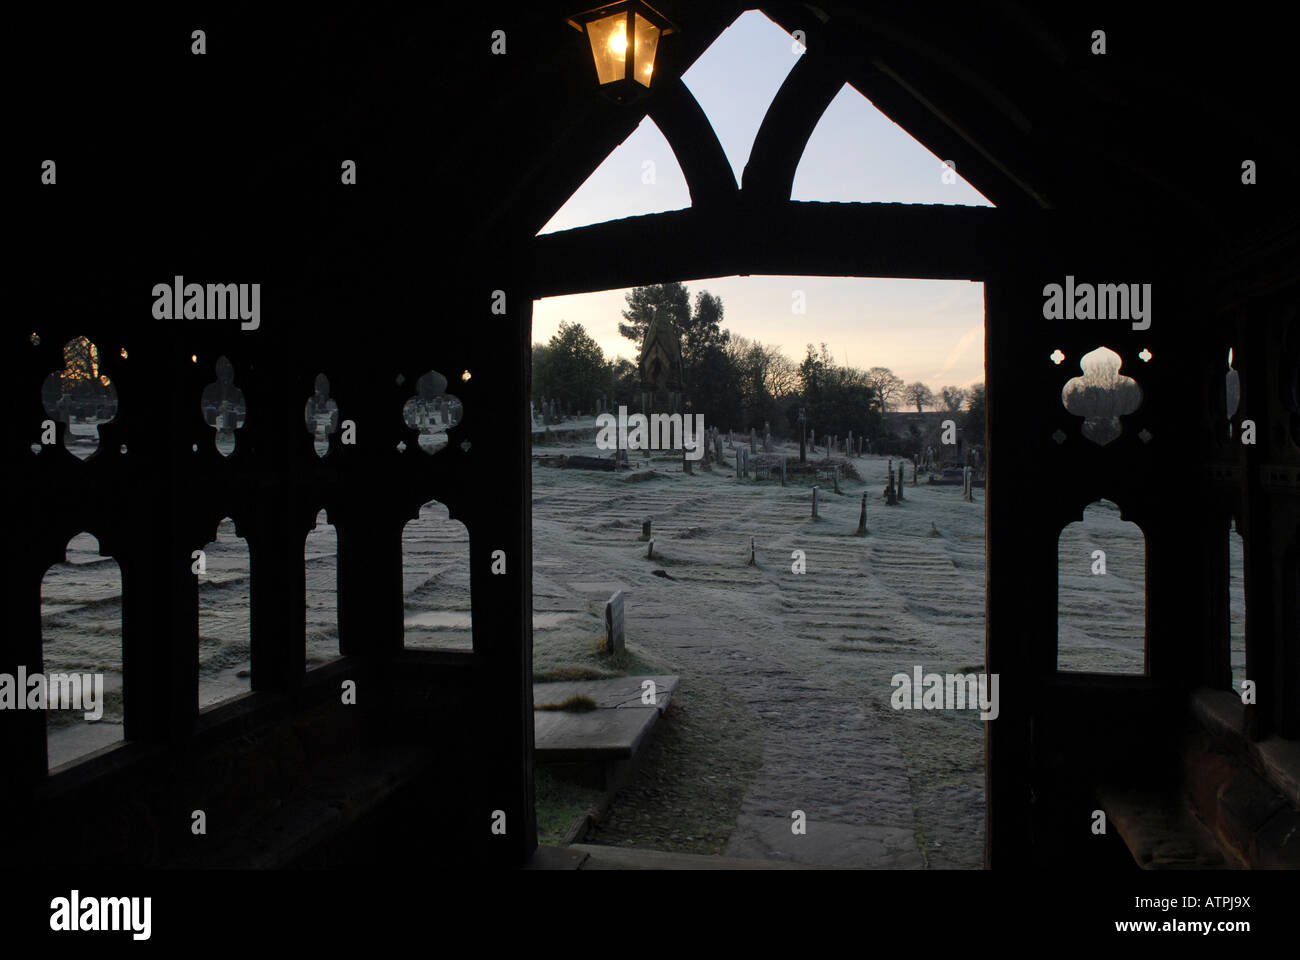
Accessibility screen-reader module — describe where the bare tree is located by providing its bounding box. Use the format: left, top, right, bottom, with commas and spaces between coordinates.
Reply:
903, 382, 935, 412
865, 367, 904, 411
940, 385, 968, 412
764, 347, 799, 398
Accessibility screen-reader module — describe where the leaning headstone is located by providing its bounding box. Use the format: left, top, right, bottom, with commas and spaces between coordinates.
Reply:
604, 591, 626, 654
812, 485, 820, 519
640, 518, 652, 541
856, 493, 868, 535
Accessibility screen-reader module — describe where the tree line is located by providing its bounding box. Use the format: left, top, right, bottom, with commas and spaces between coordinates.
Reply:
532, 282, 984, 450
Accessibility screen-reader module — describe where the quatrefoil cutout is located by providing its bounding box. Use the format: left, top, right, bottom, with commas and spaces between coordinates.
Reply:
1061, 346, 1142, 446
401, 370, 463, 455
304, 372, 340, 458
200, 356, 246, 457
41, 336, 119, 461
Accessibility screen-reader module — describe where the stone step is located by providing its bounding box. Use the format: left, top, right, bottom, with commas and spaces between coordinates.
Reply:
527, 843, 824, 869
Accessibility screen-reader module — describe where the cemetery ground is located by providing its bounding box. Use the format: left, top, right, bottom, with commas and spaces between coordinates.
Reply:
532, 427, 983, 868
530, 422, 1154, 868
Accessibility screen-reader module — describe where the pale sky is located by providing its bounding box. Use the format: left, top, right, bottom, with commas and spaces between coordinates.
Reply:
533, 9, 991, 393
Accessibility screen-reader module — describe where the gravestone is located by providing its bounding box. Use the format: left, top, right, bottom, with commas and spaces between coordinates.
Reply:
640, 519, 652, 541
847, 431, 853, 457
647, 537, 655, 559
897, 464, 905, 500
886, 469, 898, 506
780, 455, 786, 486
812, 485, 819, 519
833, 465, 840, 494
604, 591, 625, 654
748, 537, 756, 566
857, 492, 868, 535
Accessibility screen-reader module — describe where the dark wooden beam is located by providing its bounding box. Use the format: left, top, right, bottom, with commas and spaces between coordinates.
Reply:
760, 5, 1047, 211
530, 200, 1000, 295
646, 79, 738, 207
741, 46, 847, 202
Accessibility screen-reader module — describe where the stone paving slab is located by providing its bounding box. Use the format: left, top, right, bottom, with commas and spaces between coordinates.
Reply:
533, 675, 679, 716
724, 815, 923, 868
535, 709, 655, 762
532, 675, 677, 764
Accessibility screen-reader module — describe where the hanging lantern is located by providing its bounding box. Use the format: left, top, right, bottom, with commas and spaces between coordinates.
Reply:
567, 2, 676, 103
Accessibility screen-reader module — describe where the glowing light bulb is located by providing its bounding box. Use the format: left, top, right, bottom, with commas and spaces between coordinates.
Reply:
609, 27, 627, 54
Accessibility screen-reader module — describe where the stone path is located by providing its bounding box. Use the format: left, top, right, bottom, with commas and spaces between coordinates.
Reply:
531, 448, 989, 867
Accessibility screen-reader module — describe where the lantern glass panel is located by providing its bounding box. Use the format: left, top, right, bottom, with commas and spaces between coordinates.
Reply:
586, 12, 629, 85
633, 13, 659, 87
